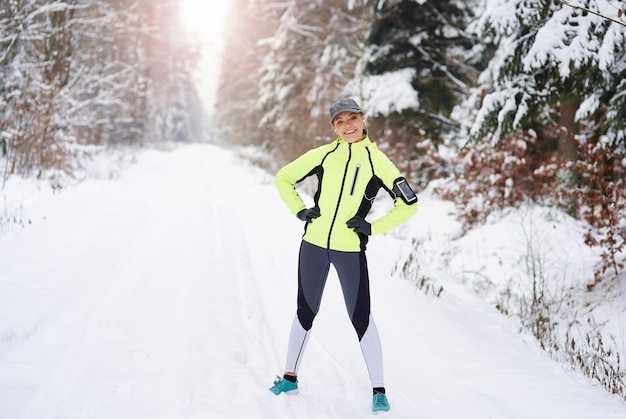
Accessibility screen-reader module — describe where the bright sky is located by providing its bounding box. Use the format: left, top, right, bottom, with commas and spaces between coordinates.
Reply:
178, 0, 233, 115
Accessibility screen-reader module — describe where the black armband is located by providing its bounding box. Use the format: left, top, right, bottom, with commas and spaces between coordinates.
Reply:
392, 177, 418, 205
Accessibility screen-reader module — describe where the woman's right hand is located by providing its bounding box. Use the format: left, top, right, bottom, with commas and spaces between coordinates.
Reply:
297, 207, 320, 223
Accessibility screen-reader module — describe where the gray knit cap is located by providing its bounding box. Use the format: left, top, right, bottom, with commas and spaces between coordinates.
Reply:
329, 98, 363, 124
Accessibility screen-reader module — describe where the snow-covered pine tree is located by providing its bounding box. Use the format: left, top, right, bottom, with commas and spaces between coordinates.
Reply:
468, 0, 625, 284
137, 0, 204, 144
469, 0, 625, 150
255, 0, 373, 164
57, 1, 148, 146
214, 0, 281, 149
358, 0, 482, 185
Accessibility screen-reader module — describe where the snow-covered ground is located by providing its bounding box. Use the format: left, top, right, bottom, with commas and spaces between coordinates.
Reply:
0, 143, 625, 418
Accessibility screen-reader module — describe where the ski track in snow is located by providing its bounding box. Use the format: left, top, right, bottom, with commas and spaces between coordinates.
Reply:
0, 144, 625, 419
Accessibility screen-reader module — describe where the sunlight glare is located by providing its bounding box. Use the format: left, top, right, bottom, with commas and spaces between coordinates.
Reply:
179, 0, 230, 45
178, 0, 233, 115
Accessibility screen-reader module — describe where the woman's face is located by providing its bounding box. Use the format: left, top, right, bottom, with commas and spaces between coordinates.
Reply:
332, 111, 366, 143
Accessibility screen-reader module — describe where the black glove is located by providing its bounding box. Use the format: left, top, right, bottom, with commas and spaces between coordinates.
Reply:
346, 216, 371, 235
297, 207, 320, 223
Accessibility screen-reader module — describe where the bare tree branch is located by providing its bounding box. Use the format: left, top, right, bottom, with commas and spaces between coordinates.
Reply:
555, 0, 626, 28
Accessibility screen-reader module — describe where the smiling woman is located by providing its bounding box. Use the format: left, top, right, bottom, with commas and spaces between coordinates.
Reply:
178, 0, 233, 113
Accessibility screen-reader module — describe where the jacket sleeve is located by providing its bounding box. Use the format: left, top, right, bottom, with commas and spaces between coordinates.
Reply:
369, 150, 418, 236
274, 147, 322, 217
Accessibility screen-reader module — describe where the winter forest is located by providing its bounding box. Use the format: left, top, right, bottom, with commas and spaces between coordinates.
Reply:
216, 0, 626, 287
2, 0, 626, 407
0, 0, 206, 183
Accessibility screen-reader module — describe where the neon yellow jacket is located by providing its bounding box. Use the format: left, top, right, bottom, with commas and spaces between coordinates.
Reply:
275, 136, 418, 252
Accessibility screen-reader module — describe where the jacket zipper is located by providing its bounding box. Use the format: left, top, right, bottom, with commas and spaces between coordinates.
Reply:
327, 144, 352, 248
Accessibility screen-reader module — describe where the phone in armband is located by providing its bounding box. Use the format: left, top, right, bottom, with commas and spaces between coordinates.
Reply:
393, 178, 418, 204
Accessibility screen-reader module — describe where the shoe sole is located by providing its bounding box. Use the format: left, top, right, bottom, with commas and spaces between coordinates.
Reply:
269, 388, 299, 395
372, 409, 389, 414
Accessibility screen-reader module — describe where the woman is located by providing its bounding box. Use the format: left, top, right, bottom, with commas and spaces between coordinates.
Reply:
270, 98, 418, 413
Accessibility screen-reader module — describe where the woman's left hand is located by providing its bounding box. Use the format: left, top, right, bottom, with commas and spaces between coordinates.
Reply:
346, 216, 371, 235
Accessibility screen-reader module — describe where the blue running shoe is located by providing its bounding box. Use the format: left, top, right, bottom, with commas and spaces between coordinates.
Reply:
269, 375, 299, 395
372, 393, 390, 413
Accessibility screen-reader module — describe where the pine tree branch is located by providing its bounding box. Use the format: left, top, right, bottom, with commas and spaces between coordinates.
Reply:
555, 0, 626, 28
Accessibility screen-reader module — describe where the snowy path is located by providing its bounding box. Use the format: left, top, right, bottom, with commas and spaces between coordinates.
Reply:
0, 144, 625, 418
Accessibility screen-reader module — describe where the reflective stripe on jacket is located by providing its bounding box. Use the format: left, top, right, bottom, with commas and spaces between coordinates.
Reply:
274, 136, 418, 252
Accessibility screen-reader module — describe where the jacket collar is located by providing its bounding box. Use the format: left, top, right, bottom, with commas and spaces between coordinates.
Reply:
336, 135, 371, 148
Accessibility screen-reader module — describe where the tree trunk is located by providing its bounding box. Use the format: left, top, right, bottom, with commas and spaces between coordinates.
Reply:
558, 99, 580, 216
558, 99, 579, 162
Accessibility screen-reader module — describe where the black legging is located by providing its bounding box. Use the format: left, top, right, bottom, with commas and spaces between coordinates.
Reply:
284, 241, 384, 387
297, 241, 371, 339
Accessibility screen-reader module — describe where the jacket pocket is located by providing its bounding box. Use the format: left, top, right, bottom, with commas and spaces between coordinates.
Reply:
350, 164, 360, 196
